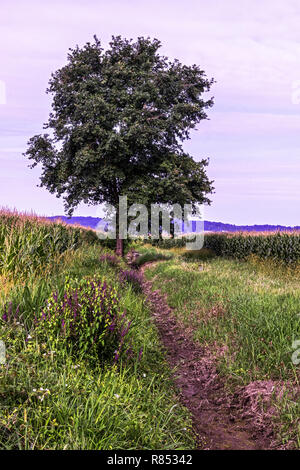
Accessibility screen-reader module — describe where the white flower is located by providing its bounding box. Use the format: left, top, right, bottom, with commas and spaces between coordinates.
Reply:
32, 388, 36, 392
114, 394, 120, 399
27, 335, 32, 339
143, 373, 146, 378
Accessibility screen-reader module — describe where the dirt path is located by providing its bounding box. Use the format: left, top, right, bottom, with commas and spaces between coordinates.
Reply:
140, 262, 272, 450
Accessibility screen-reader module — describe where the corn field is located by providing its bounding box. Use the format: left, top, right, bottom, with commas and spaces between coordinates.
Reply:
0, 209, 98, 277
149, 231, 300, 264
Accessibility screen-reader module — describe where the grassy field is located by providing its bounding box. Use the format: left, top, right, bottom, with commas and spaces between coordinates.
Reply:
0, 212, 194, 450
2, 212, 300, 449
142, 245, 300, 448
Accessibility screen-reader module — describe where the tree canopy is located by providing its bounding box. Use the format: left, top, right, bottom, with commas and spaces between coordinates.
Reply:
25, 35, 215, 253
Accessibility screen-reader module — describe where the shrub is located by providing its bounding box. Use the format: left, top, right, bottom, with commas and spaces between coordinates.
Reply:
35, 276, 132, 363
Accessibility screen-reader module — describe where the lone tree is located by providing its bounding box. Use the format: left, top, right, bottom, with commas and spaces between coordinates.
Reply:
25, 35, 214, 255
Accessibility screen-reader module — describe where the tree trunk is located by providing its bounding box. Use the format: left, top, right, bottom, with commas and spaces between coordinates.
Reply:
116, 236, 124, 257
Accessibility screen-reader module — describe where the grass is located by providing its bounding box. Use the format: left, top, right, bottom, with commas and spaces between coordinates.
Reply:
131, 245, 174, 267
0, 217, 194, 450
143, 246, 300, 447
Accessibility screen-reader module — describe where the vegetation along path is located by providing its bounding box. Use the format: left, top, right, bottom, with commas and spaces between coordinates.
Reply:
140, 261, 272, 450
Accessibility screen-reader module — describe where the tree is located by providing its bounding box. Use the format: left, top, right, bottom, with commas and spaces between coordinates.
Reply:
24, 35, 215, 256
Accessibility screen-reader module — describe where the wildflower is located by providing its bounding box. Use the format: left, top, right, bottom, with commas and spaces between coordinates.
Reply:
114, 394, 120, 399
36, 275, 132, 363
119, 269, 143, 292
143, 373, 146, 378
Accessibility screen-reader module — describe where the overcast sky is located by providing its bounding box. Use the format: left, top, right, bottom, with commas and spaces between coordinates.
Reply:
1, 0, 300, 224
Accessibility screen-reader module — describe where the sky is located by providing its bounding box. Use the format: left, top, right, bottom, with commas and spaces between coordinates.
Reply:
1, 0, 300, 225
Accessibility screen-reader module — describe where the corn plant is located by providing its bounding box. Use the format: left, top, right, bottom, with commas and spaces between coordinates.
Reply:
0, 209, 98, 277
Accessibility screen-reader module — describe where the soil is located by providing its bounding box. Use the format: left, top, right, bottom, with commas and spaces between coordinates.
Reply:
140, 262, 275, 450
